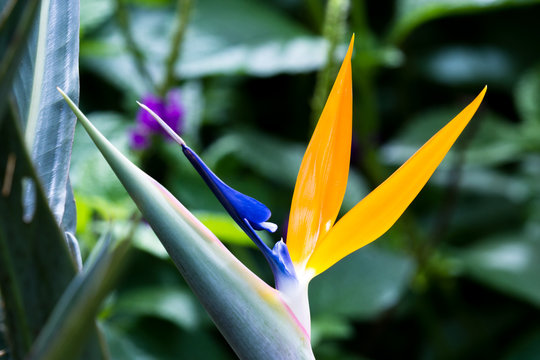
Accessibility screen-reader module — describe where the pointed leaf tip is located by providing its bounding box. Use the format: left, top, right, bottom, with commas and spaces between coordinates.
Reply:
306, 87, 487, 275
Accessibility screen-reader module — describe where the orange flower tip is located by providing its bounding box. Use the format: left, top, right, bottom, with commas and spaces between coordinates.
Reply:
302, 87, 487, 276
136, 101, 186, 146
344, 35, 354, 62
468, 85, 487, 111
479, 85, 487, 98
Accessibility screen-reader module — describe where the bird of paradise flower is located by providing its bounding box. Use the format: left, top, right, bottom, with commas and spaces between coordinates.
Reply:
59, 35, 485, 358
136, 36, 486, 333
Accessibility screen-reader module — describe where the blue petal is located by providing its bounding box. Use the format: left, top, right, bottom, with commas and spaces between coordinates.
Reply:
182, 145, 276, 233
271, 240, 298, 289
181, 144, 297, 286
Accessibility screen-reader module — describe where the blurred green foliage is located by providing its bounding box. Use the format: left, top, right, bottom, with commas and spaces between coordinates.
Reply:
68, 0, 540, 358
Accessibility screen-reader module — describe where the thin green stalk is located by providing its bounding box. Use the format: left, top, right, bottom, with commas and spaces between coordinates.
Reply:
0, 0, 40, 121
116, 0, 155, 92
349, 0, 383, 185
349, 0, 425, 257
0, 201, 33, 354
158, 0, 194, 97
29, 223, 135, 360
428, 113, 481, 248
0, 0, 18, 30
353, 66, 383, 182
304, 0, 324, 31
309, 0, 350, 130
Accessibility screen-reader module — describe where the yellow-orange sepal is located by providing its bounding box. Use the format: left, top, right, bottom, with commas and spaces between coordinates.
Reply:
305, 86, 487, 275
286, 36, 354, 269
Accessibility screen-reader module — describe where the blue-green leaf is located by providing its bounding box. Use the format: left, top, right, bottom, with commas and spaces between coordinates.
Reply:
0, 2, 108, 358
11, 0, 80, 237
0, 112, 80, 358
0, 0, 40, 119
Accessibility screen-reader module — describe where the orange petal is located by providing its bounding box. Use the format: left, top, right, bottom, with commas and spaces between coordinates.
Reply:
286, 36, 354, 269
306, 87, 487, 275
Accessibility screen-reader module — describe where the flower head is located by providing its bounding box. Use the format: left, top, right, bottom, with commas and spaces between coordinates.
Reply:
130, 89, 184, 150
137, 35, 486, 335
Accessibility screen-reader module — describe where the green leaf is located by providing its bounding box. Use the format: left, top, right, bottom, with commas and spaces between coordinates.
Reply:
70, 112, 134, 216
310, 316, 353, 346
80, 0, 115, 34
340, 169, 370, 214
380, 108, 530, 201
443, 167, 530, 203
10, 0, 80, 236
0, 0, 40, 118
309, 246, 415, 320
0, 113, 78, 358
382, 109, 522, 167
60, 90, 315, 359
81, 0, 327, 92
110, 286, 202, 330
29, 232, 130, 360
193, 211, 260, 247
419, 46, 517, 87
389, 0, 540, 44
459, 234, 540, 306
101, 325, 155, 360
203, 129, 368, 215
178, 0, 326, 77
515, 64, 540, 126
0, 2, 110, 358
204, 132, 305, 188
102, 321, 232, 360
504, 330, 540, 360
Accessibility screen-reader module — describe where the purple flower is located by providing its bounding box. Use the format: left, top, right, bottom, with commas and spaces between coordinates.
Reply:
130, 89, 185, 150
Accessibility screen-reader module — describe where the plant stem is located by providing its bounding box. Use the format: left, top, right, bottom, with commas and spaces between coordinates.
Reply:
116, 0, 155, 92
304, 0, 324, 31
350, 0, 425, 256
158, 0, 194, 97
0, 0, 18, 30
429, 112, 481, 245
349, 0, 384, 185
309, 0, 350, 130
